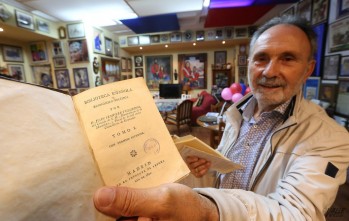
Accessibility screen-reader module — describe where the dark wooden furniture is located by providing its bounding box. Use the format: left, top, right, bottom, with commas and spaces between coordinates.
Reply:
165, 100, 194, 136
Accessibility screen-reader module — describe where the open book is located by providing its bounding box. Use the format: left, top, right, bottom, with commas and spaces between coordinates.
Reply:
174, 135, 242, 174
0, 77, 189, 221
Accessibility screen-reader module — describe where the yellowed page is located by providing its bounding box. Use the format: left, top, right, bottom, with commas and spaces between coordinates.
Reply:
175, 135, 242, 173
0, 78, 110, 221
73, 78, 190, 188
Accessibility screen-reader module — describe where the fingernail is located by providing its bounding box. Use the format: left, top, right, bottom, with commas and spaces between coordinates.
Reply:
96, 187, 115, 207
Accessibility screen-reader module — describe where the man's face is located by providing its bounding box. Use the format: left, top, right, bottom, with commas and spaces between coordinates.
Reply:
248, 24, 315, 110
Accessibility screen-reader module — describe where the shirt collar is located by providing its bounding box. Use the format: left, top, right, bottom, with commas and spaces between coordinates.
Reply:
241, 97, 292, 122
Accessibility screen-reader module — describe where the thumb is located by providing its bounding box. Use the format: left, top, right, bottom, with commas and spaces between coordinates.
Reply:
93, 186, 161, 219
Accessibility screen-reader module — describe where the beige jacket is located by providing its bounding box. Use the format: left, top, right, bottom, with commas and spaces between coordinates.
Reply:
196, 91, 349, 221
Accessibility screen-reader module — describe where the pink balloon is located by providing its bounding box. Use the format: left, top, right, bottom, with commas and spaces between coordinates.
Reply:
230, 83, 242, 94
221, 87, 233, 101
232, 93, 243, 103
244, 87, 251, 95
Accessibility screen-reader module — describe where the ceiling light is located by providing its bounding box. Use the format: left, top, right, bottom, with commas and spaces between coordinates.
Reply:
140, 47, 143, 50
0, 28, 3, 32
222, 41, 225, 44
193, 42, 196, 46
165, 45, 168, 48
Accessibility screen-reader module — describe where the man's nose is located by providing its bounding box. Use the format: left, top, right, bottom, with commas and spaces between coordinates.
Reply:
262, 60, 280, 77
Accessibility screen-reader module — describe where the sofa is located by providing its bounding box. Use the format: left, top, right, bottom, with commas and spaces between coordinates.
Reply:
191, 91, 218, 125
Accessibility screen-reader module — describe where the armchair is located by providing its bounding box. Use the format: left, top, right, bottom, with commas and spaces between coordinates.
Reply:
191, 91, 218, 125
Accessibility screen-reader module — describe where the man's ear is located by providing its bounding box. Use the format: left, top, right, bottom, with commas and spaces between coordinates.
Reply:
303, 59, 316, 82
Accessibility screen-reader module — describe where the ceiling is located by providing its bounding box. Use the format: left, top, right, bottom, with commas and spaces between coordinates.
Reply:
0, 0, 297, 44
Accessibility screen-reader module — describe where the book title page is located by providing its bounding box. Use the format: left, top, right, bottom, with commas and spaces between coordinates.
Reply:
73, 78, 189, 188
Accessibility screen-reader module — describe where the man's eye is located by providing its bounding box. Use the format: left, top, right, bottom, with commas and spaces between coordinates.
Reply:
282, 56, 295, 61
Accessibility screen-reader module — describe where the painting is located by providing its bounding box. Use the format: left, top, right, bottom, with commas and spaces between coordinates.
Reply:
29, 41, 48, 63
340, 56, 349, 77
67, 23, 85, 39
311, 0, 329, 25
0, 4, 11, 22
238, 66, 248, 85
105, 37, 113, 57
127, 36, 139, 46
52, 41, 64, 57
296, 0, 312, 24
7, 64, 25, 82
329, 16, 349, 52
15, 10, 34, 30
54, 69, 71, 89
100, 57, 120, 85
323, 54, 340, 80
178, 53, 207, 90
113, 41, 119, 57
53, 57, 66, 68
234, 27, 248, 38
32, 65, 53, 87
145, 55, 172, 90
319, 80, 338, 108
93, 28, 105, 54
135, 68, 144, 78
214, 51, 227, 66
238, 55, 248, 66
36, 19, 49, 33
336, 79, 349, 116
68, 39, 89, 63
1, 45, 23, 62
170, 32, 182, 42
303, 77, 320, 100
73, 67, 89, 88
337, 0, 349, 19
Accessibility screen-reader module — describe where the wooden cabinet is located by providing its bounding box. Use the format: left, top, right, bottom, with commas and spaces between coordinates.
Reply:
212, 69, 233, 89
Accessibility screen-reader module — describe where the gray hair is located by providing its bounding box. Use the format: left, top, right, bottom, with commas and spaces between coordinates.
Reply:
249, 16, 317, 60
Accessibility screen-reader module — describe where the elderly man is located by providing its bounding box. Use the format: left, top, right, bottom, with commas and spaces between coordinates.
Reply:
93, 16, 349, 221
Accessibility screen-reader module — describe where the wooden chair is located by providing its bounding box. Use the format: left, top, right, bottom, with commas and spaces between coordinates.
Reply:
165, 100, 194, 136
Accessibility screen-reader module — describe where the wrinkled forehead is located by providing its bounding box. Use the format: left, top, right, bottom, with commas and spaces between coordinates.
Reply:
252, 24, 312, 56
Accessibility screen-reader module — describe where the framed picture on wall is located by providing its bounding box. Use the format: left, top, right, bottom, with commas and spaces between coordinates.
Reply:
178, 53, 207, 90
296, 0, 312, 24
340, 56, 349, 77
336, 79, 349, 116
7, 64, 25, 82
323, 54, 341, 80
32, 65, 53, 87
67, 23, 85, 39
145, 55, 173, 90
53, 57, 66, 68
319, 80, 339, 108
29, 41, 48, 63
238, 55, 247, 66
135, 68, 144, 78
105, 37, 113, 57
337, 0, 349, 19
54, 69, 71, 89
93, 28, 105, 54
1, 45, 24, 62
52, 41, 64, 57
214, 51, 227, 66
68, 39, 89, 63
100, 57, 120, 85
36, 19, 49, 33
121, 57, 127, 72
311, 0, 329, 25
73, 67, 89, 88
303, 77, 320, 100
113, 41, 119, 57
328, 16, 349, 52
15, 10, 34, 30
